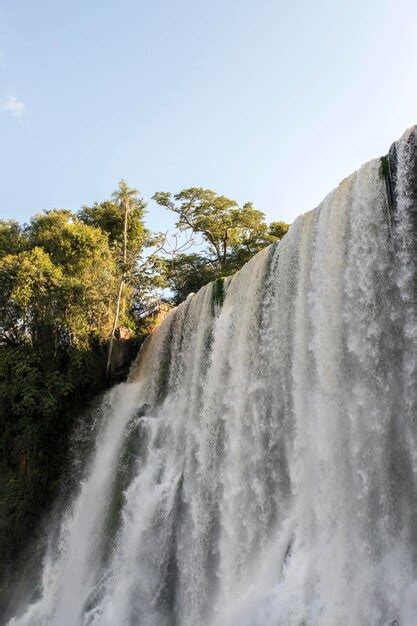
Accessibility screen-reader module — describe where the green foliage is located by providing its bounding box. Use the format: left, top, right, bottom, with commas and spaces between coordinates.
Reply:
154, 187, 289, 301
0, 220, 26, 258
80, 182, 161, 336
0, 212, 119, 348
164, 253, 218, 305
79, 195, 149, 267
0, 247, 63, 345
269, 220, 290, 241
0, 341, 105, 603
153, 188, 267, 267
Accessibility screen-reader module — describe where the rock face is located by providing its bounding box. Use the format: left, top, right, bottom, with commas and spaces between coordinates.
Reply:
108, 329, 137, 382
388, 129, 417, 295
7, 127, 417, 626
108, 306, 172, 381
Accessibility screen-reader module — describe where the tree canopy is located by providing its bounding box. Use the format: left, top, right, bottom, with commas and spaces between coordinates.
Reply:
0, 210, 118, 350
154, 187, 289, 302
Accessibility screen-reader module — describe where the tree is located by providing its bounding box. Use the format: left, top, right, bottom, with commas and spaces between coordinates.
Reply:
153, 187, 289, 300
80, 181, 153, 376
27, 210, 118, 347
0, 220, 26, 258
153, 188, 267, 269
164, 253, 218, 305
0, 212, 119, 351
0, 247, 63, 347
107, 182, 137, 375
269, 220, 289, 241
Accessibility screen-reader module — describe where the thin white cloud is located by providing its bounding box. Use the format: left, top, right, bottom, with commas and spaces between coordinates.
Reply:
3, 95, 26, 118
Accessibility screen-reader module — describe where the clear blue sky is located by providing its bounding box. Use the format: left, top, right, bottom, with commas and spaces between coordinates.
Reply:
1, 0, 417, 232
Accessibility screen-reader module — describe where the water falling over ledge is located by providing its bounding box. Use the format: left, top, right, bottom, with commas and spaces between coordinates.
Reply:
7, 126, 417, 626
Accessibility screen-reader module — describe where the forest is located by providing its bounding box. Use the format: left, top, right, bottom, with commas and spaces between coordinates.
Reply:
0, 181, 288, 606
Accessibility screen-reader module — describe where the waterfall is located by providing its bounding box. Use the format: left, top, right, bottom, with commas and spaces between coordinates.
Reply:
7, 127, 417, 626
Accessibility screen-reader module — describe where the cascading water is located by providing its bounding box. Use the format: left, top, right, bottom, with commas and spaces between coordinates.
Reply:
7, 127, 417, 626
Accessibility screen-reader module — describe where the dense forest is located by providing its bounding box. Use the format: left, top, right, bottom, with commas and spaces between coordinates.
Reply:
0, 181, 288, 609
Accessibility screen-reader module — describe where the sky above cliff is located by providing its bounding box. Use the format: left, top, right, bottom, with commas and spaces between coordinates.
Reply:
1, 0, 417, 232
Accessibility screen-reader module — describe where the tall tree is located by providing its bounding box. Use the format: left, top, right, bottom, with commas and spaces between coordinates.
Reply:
80, 181, 151, 376
1, 210, 118, 350
153, 187, 289, 300
0, 220, 25, 258
107, 181, 138, 375
153, 188, 266, 269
